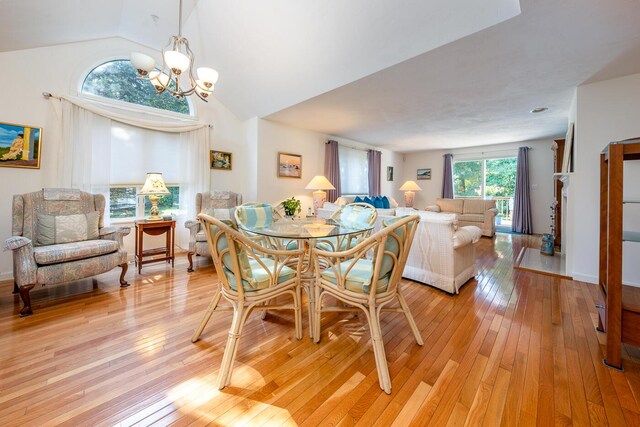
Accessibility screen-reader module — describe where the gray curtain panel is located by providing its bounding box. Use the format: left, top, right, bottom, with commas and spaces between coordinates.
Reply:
512, 146, 533, 234
367, 149, 382, 196
324, 140, 341, 202
442, 154, 454, 198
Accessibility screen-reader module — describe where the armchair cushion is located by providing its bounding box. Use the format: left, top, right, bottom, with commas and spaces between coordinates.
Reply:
223, 257, 296, 292
321, 259, 389, 294
203, 207, 236, 222
33, 240, 119, 265
195, 230, 208, 242
36, 212, 99, 246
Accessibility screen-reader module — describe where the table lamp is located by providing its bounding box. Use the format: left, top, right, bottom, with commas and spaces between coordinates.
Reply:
399, 180, 422, 208
305, 175, 335, 214
139, 172, 171, 220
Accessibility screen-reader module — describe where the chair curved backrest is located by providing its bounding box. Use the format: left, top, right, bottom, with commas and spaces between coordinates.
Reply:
314, 214, 419, 298
198, 213, 304, 298
329, 202, 378, 228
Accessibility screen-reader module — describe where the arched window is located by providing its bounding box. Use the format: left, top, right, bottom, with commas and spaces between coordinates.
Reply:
81, 59, 191, 115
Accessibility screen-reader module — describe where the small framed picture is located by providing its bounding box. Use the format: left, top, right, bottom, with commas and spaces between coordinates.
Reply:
417, 168, 431, 180
278, 152, 302, 178
387, 166, 394, 181
0, 122, 42, 169
210, 150, 232, 170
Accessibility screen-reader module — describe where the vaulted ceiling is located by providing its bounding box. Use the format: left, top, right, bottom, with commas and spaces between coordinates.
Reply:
3, 0, 640, 150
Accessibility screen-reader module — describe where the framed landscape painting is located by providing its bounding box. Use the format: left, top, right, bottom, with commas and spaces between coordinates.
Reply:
210, 150, 232, 170
417, 168, 431, 180
278, 152, 302, 178
0, 122, 42, 169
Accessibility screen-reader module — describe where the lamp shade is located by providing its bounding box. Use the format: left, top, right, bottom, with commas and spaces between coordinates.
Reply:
139, 173, 171, 195
399, 180, 422, 191
164, 50, 190, 73
131, 52, 155, 73
305, 175, 336, 190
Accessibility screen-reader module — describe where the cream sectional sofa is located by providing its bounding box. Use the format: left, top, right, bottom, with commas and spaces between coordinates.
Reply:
316, 195, 399, 219
425, 198, 498, 237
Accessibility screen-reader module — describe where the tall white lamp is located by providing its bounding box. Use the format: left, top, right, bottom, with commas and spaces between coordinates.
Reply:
305, 175, 335, 214
399, 180, 422, 208
139, 172, 171, 221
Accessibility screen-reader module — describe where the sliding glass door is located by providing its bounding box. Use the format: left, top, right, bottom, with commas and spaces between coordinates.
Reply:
453, 157, 517, 228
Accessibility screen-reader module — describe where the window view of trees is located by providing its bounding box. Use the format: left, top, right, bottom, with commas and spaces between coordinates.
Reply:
453, 161, 482, 197
485, 158, 517, 197
110, 186, 180, 219
82, 60, 190, 115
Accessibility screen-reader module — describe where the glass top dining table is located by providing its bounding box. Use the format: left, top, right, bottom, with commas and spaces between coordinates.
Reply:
237, 217, 373, 240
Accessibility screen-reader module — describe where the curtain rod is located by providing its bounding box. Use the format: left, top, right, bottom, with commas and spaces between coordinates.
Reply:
328, 140, 377, 153
42, 92, 214, 128
450, 146, 533, 157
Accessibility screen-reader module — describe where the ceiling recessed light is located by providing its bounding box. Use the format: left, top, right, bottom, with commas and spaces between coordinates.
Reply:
530, 107, 548, 113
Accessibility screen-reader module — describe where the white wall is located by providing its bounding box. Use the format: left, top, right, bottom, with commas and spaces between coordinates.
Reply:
254, 119, 404, 215
399, 139, 556, 234
570, 73, 640, 285
0, 37, 245, 280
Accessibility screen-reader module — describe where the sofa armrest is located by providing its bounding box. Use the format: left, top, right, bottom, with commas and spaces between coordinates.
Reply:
453, 226, 481, 249
3, 236, 37, 285
185, 219, 201, 237
100, 226, 130, 249
425, 205, 441, 212
486, 208, 498, 216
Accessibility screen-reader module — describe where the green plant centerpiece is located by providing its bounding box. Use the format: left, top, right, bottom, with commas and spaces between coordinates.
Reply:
281, 196, 302, 218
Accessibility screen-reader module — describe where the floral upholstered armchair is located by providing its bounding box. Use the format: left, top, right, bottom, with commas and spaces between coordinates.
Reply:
4, 188, 130, 316
184, 191, 242, 272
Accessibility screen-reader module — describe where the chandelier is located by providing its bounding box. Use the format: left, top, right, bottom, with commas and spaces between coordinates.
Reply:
130, 0, 219, 101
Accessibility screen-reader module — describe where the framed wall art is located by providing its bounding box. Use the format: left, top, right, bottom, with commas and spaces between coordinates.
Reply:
417, 168, 431, 180
387, 166, 394, 181
210, 150, 232, 170
0, 122, 42, 169
278, 152, 302, 178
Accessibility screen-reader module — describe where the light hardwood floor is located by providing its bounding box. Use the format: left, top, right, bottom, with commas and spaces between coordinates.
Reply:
1, 233, 640, 426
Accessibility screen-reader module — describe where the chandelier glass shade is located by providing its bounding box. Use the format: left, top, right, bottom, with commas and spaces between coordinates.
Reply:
130, 0, 219, 102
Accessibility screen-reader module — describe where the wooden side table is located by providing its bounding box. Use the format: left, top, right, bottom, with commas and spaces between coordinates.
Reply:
134, 219, 176, 274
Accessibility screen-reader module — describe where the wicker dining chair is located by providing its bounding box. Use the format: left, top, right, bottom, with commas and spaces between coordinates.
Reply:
315, 202, 378, 252
312, 214, 423, 394
191, 213, 305, 389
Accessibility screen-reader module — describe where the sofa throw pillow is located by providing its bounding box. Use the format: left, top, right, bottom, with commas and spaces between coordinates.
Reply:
353, 196, 364, 203
363, 196, 374, 206
373, 196, 384, 208
381, 196, 391, 209
36, 212, 100, 246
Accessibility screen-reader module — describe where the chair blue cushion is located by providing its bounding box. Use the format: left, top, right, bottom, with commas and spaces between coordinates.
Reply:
381, 196, 391, 209
236, 204, 274, 228
321, 258, 389, 294
224, 257, 296, 292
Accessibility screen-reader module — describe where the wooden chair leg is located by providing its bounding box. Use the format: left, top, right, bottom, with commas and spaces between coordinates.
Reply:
119, 263, 129, 287
19, 284, 36, 317
191, 290, 222, 342
294, 286, 303, 340
13, 281, 19, 294
367, 305, 391, 394
397, 290, 424, 346
313, 285, 323, 343
187, 252, 195, 272
218, 304, 247, 389
260, 300, 269, 320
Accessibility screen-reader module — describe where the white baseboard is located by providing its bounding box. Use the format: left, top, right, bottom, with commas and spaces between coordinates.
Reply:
0, 271, 13, 282
572, 272, 640, 287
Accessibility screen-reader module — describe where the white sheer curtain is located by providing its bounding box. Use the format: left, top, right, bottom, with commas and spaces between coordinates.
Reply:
339, 146, 369, 195
49, 95, 211, 248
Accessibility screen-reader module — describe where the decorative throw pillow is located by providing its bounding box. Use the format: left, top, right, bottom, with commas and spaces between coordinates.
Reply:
381, 196, 391, 209
36, 212, 100, 246
373, 196, 384, 208
353, 196, 364, 203
363, 196, 374, 206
